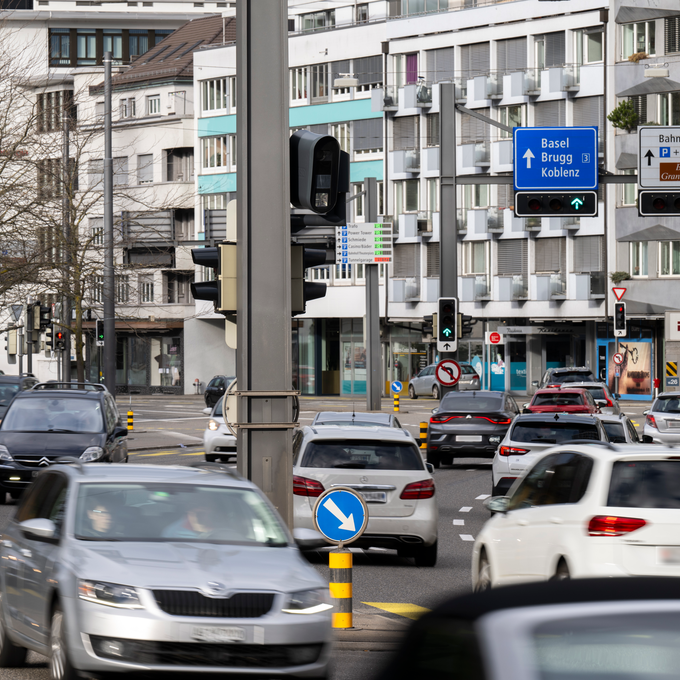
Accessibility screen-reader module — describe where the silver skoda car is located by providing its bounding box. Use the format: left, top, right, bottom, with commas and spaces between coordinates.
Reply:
0, 462, 332, 679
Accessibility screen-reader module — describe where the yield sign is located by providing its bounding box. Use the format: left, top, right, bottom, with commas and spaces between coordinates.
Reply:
612, 287, 626, 301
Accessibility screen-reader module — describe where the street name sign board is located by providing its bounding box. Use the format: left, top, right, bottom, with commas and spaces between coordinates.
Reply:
514, 127, 599, 191
638, 126, 680, 188
435, 359, 461, 387
335, 223, 392, 265
314, 487, 368, 545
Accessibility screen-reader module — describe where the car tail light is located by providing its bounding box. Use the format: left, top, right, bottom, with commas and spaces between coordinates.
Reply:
546, 384, 560, 388
293, 476, 325, 497
430, 415, 510, 424
587, 515, 647, 536
499, 446, 529, 456
485, 416, 511, 424
400, 478, 435, 500
430, 415, 463, 424
646, 414, 658, 429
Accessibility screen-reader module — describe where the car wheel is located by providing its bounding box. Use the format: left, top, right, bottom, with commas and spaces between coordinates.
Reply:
0, 607, 27, 667
432, 385, 440, 400
49, 605, 76, 680
408, 385, 417, 400
426, 450, 440, 469
475, 550, 492, 592
551, 560, 570, 581
414, 541, 437, 567
205, 454, 218, 462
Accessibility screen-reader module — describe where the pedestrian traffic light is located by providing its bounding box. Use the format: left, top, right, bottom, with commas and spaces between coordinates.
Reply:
614, 302, 626, 338
514, 191, 598, 217
459, 313, 473, 337
55, 329, 66, 351
39, 305, 51, 330
437, 297, 458, 352
290, 130, 341, 215
190, 243, 237, 314
638, 192, 680, 216
96, 319, 104, 346
291, 245, 327, 316
45, 324, 54, 352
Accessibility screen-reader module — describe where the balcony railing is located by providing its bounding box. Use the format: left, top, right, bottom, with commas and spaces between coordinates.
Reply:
487, 206, 502, 232
486, 72, 503, 99
589, 271, 606, 298
404, 277, 420, 301
474, 274, 491, 300
474, 141, 490, 166
393, 148, 420, 173
454, 78, 468, 102
512, 274, 528, 300
457, 208, 468, 233
562, 64, 580, 91
382, 85, 398, 109
549, 273, 567, 299
417, 210, 432, 233
525, 216, 542, 231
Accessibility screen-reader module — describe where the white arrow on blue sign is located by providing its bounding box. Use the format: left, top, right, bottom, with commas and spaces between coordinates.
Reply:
313, 487, 368, 545
514, 126, 599, 191
390, 381, 402, 394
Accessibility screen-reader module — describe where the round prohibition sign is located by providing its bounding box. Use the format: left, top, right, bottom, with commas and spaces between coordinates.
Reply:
313, 486, 369, 546
489, 332, 502, 344
613, 352, 624, 366
435, 359, 461, 387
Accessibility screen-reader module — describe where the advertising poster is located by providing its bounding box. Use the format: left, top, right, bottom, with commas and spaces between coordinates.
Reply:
607, 341, 651, 396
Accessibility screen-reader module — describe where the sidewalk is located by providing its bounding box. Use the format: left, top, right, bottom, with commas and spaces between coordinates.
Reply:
332, 611, 409, 651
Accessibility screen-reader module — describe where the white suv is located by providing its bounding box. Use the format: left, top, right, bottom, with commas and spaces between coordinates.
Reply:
292, 425, 438, 566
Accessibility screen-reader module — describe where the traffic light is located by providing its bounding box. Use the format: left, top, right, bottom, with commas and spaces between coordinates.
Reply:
422, 315, 434, 336
6, 328, 16, 364
190, 243, 237, 314
96, 319, 104, 346
290, 130, 341, 215
437, 297, 458, 351
55, 329, 66, 351
32, 301, 41, 331
45, 324, 54, 352
291, 245, 327, 316
614, 302, 627, 338
514, 191, 598, 217
39, 305, 51, 329
638, 192, 680, 216
459, 314, 473, 337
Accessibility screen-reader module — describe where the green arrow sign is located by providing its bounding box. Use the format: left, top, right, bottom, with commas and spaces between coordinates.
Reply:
443, 328, 452, 337
571, 197, 584, 210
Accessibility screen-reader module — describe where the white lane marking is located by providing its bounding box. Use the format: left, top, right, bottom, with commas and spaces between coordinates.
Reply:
453, 519, 465, 526
459, 506, 473, 513
460, 534, 475, 542
476, 494, 491, 500
154, 431, 203, 442
135, 417, 209, 423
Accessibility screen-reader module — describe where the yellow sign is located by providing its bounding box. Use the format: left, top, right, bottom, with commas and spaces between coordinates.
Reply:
666, 361, 677, 377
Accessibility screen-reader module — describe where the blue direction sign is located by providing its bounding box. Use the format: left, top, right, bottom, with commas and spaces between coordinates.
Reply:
390, 380, 403, 394
514, 127, 598, 191
314, 487, 368, 544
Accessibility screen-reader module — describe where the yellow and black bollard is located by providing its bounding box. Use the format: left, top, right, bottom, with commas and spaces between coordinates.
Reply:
127, 409, 134, 431
393, 393, 400, 412
329, 548, 352, 628
420, 421, 427, 450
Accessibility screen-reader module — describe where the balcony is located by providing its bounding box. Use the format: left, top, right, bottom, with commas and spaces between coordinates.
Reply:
393, 148, 420, 173
487, 207, 502, 233
512, 274, 528, 300
456, 208, 468, 233
486, 72, 503, 100
403, 80, 433, 108
537, 273, 566, 300
454, 78, 468, 102
525, 216, 542, 232
392, 277, 420, 302
460, 141, 490, 170
474, 274, 491, 300
547, 64, 580, 94
562, 215, 581, 230
508, 69, 541, 97
417, 210, 432, 234
589, 271, 606, 299
371, 85, 398, 112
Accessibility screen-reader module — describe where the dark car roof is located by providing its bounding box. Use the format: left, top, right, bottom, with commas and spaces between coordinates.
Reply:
0, 375, 32, 383
314, 412, 391, 423
513, 412, 599, 423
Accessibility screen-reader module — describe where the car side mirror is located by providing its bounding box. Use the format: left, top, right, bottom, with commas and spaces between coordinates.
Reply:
292, 527, 327, 551
113, 425, 128, 438
425, 462, 435, 474
531, 380, 539, 387
615, 394, 621, 400
202, 407, 212, 415
431, 408, 438, 414
642, 435, 655, 443
20, 518, 57, 541
484, 496, 510, 514
643, 410, 649, 416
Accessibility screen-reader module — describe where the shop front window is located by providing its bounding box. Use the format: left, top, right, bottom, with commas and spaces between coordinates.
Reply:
341, 319, 366, 395
509, 338, 527, 392
296, 319, 316, 396
151, 336, 182, 387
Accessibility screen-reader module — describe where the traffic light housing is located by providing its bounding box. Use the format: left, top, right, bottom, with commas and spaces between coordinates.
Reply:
614, 302, 627, 338
422, 315, 434, 336
190, 243, 237, 314
638, 192, 680, 216
32, 301, 41, 331
459, 314, 473, 337
291, 245, 327, 316
514, 191, 598, 217
6, 329, 16, 364
96, 319, 104, 346
437, 297, 458, 352
39, 305, 51, 330
55, 329, 66, 351
45, 324, 54, 352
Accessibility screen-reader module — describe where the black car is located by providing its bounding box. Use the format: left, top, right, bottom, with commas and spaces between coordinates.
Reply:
204, 374, 235, 408
0, 374, 38, 420
539, 366, 596, 388
0, 382, 128, 503
427, 391, 519, 468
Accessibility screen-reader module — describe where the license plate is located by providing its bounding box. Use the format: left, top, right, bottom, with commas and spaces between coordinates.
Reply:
457, 435, 482, 442
658, 547, 680, 564
191, 626, 245, 643
360, 491, 387, 503
667, 421, 680, 429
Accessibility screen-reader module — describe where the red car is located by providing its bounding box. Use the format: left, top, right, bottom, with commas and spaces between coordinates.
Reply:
524, 387, 600, 414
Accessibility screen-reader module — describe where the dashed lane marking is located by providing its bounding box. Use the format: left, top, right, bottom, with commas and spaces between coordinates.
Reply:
459, 506, 473, 512
460, 534, 475, 542
476, 494, 491, 500
362, 603, 431, 620
181, 452, 207, 456
453, 519, 465, 526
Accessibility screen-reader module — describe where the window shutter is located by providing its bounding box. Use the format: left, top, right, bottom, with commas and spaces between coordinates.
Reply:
498, 240, 527, 275
460, 107, 490, 142
427, 243, 440, 277
545, 31, 565, 67
535, 237, 565, 273
393, 243, 420, 277
426, 47, 455, 82
460, 42, 490, 79
497, 37, 527, 73
353, 118, 382, 151
534, 100, 566, 126
573, 235, 603, 272
426, 113, 439, 147
665, 17, 680, 55
630, 95, 648, 124
497, 184, 511, 209
354, 55, 382, 86
392, 116, 419, 150
330, 59, 350, 86
573, 96, 604, 150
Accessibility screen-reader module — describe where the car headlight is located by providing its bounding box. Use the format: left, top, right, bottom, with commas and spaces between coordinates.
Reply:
78, 580, 144, 609
0, 445, 12, 462
282, 588, 332, 615
208, 419, 219, 431
80, 447, 104, 462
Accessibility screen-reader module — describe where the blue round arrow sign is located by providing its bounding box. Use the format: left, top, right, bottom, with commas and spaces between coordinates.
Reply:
391, 381, 403, 394
313, 487, 368, 545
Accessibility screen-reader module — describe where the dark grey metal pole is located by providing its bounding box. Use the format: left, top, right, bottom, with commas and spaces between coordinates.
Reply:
365, 177, 381, 411
236, 1, 294, 526
62, 105, 71, 382
103, 52, 116, 392
26, 303, 32, 375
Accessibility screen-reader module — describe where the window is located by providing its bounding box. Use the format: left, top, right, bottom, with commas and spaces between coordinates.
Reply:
497, 36, 527, 74
139, 275, 154, 303
37, 90, 75, 133
631, 241, 648, 276
91, 218, 103, 246
129, 29, 149, 58
202, 135, 233, 170
646, 93, 680, 126
353, 118, 382, 154
427, 178, 439, 213
50, 29, 70, 66
461, 184, 489, 209
498, 239, 528, 276
393, 243, 419, 278
311, 64, 328, 102
426, 47, 455, 83
660, 241, 680, 276
573, 236, 603, 273
356, 3, 368, 23
137, 154, 153, 184
499, 105, 524, 139
115, 275, 129, 304
395, 52, 419, 87
301, 10, 335, 32
37, 158, 61, 199
290, 67, 308, 102
201, 78, 228, 113
535, 237, 566, 274
119, 97, 135, 119
166, 148, 194, 182
164, 273, 193, 304
332, 122, 350, 153
394, 179, 419, 213
154, 30, 172, 45
463, 241, 489, 276
354, 55, 382, 90
426, 242, 440, 277
622, 21, 656, 59
335, 263, 352, 281
91, 275, 103, 304
666, 17, 680, 55
400, 0, 449, 16
103, 29, 123, 63
392, 115, 419, 150
77, 30, 97, 65
574, 28, 603, 65
146, 95, 161, 115
353, 182, 364, 218
426, 113, 439, 147
113, 157, 128, 186
89, 158, 104, 189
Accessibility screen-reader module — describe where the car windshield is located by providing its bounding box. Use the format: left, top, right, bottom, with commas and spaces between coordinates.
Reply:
316, 420, 389, 428
602, 422, 626, 443
213, 397, 223, 417
532, 393, 583, 406
512, 422, 600, 444
551, 371, 595, 384
608, 460, 680, 508
2, 397, 103, 433
439, 395, 503, 412
74, 483, 289, 545
583, 387, 606, 400
301, 440, 423, 470
653, 397, 680, 413
532, 612, 680, 679
0, 384, 19, 406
